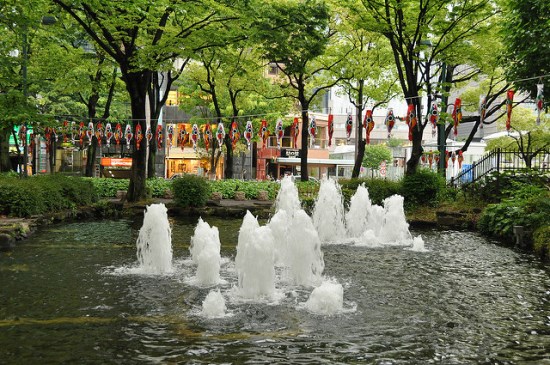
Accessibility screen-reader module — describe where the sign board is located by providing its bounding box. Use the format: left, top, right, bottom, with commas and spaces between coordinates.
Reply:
100, 157, 133, 168
281, 148, 301, 158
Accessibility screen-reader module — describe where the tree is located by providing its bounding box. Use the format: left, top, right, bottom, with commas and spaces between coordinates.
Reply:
356, 0, 498, 174
362, 143, 392, 174
485, 107, 550, 168
501, 0, 550, 100
253, 0, 346, 181
53, 0, 241, 201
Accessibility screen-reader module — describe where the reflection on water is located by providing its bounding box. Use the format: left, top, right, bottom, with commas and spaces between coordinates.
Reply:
1, 218, 549, 364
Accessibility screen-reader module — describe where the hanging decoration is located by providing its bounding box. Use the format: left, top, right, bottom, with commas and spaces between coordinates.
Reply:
421, 153, 427, 164
105, 122, 113, 147
345, 113, 353, 142
405, 103, 417, 141
114, 123, 123, 147
451, 151, 457, 165
177, 125, 186, 151
385, 108, 395, 139
86, 121, 94, 144
457, 150, 464, 169
244, 120, 253, 148
429, 102, 438, 137
135, 123, 143, 150
275, 118, 284, 149
427, 152, 434, 167
506, 89, 515, 131
124, 123, 133, 150
216, 122, 225, 148
309, 115, 316, 147
95, 122, 103, 146
536, 83, 544, 125
18, 125, 26, 147
63, 121, 70, 143
79, 122, 85, 145
259, 119, 269, 149
156, 125, 163, 149
327, 113, 334, 147
44, 127, 52, 154
445, 151, 450, 168
145, 125, 152, 147
29, 133, 35, 157
204, 123, 212, 152
434, 153, 440, 166
364, 109, 374, 145
167, 124, 174, 147
452, 98, 462, 137
191, 124, 200, 150
479, 96, 487, 130
230, 120, 240, 149
292, 117, 300, 148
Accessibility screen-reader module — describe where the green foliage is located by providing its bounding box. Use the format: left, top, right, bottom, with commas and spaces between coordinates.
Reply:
146, 178, 172, 198
362, 144, 393, 170
0, 175, 97, 217
467, 170, 549, 203
87, 178, 129, 198
478, 183, 550, 241
171, 175, 210, 207
533, 226, 550, 259
339, 178, 402, 206
209, 179, 280, 200
400, 169, 446, 208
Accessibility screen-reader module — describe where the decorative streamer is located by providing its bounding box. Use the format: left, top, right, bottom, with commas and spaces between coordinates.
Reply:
452, 98, 462, 137
105, 122, 113, 147
86, 121, 94, 144
536, 84, 544, 125
124, 124, 133, 150
506, 89, 515, 131
292, 117, 300, 148
385, 109, 395, 139
79, 122, 85, 145
457, 150, 464, 169
364, 110, 374, 145
135, 123, 143, 150
327, 113, 334, 147
114, 123, 122, 147
167, 125, 174, 147
95, 122, 103, 146
191, 124, 200, 150
345, 113, 353, 142
204, 123, 212, 152
244, 120, 253, 148
145, 125, 152, 146
309, 115, 316, 147
156, 125, 163, 149
230, 120, 240, 149
178, 125, 186, 151
259, 119, 269, 149
275, 118, 284, 149
216, 122, 225, 148
63, 120, 69, 143
405, 104, 417, 141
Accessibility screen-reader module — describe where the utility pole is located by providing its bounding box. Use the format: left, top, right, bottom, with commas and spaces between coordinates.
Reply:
438, 63, 448, 177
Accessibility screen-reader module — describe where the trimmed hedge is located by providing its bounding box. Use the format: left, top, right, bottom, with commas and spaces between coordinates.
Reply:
339, 178, 402, 206
0, 175, 97, 217
400, 168, 446, 208
171, 175, 210, 207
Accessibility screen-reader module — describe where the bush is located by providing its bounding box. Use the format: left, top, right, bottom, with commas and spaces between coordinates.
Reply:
0, 175, 97, 217
400, 169, 445, 208
88, 178, 129, 198
209, 179, 280, 200
339, 178, 402, 206
533, 226, 550, 259
478, 184, 550, 241
172, 175, 210, 207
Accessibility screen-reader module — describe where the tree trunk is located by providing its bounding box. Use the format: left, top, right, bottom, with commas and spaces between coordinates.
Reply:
352, 80, 365, 178
299, 86, 309, 181
0, 128, 12, 172
124, 71, 150, 202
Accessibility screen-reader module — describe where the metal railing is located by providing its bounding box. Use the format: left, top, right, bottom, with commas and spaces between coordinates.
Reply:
450, 149, 550, 188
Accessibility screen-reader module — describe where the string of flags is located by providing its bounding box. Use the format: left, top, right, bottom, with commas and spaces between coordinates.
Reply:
18, 82, 545, 154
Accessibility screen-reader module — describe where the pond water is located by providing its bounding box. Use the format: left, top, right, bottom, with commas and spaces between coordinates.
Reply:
1, 214, 549, 364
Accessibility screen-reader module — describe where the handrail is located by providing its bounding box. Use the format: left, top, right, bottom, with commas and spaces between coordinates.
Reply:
450, 148, 550, 188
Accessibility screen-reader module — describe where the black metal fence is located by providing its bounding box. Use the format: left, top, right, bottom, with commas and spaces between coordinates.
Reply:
450, 148, 550, 188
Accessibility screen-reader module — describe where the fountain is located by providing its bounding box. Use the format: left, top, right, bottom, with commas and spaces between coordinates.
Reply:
189, 217, 221, 286
135, 203, 173, 274
201, 289, 227, 318
312, 177, 347, 243
303, 279, 344, 315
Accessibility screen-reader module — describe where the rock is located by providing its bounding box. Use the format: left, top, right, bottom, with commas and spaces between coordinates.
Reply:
257, 190, 269, 201
0, 233, 15, 251
234, 191, 246, 201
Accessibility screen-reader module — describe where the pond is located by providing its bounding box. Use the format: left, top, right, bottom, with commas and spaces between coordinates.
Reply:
1, 214, 549, 364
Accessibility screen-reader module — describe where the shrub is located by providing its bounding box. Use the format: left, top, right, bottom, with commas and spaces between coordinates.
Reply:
533, 226, 550, 259
0, 175, 97, 217
209, 179, 280, 200
172, 175, 210, 207
400, 168, 445, 208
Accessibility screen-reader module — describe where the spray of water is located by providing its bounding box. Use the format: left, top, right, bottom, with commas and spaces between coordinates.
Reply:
312, 177, 347, 244
189, 217, 221, 286
201, 289, 226, 318
136, 204, 173, 274
304, 279, 344, 315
